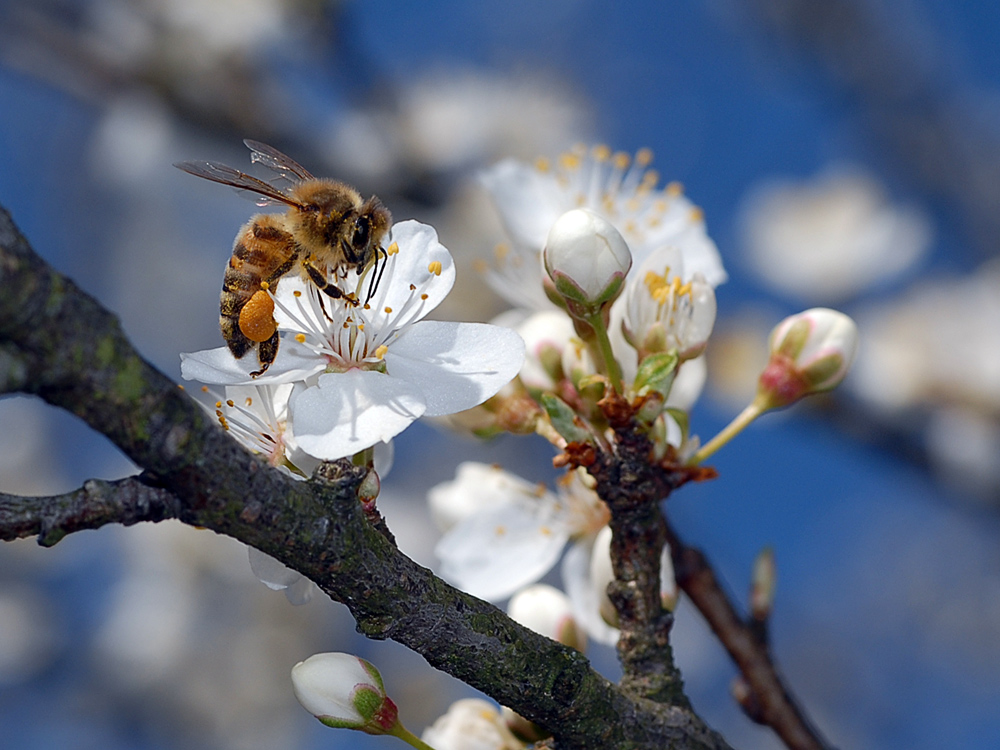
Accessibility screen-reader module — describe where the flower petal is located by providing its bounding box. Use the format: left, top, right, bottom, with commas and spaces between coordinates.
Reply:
561, 537, 619, 646
290, 370, 426, 460
385, 321, 525, 417
436, 505, 570, 602
367, 220, 456, 331
180, 340, 325, 385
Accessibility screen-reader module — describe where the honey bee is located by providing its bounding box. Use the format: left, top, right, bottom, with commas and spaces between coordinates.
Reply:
175, 140, 391, 376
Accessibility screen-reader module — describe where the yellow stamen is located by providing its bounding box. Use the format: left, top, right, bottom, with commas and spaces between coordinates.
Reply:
260, 281, 270, 290
473, 258, 488, 273
690, 206, 704, 222
560, 152, 582, 171
201, 386, 209, 392
387, 242, 400, 256
384, 306, 393, 314
295, 333, 306, 343
592, 144, 611, 161
293, 290, 302, 297
535, 156, 551, 172
494, 525, 506, 537
635, 147, 654, 167
666, 181, 683, 197
245, 397, 252, 406
420, 293, 428, 300
613, 151, 630, 169
226, 399, 235, 407
428, 261, 443, 276
374, 344, 388, 360
215, 401, 222, 409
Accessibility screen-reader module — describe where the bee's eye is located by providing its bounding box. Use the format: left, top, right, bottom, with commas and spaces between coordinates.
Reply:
353, 218, 371, 247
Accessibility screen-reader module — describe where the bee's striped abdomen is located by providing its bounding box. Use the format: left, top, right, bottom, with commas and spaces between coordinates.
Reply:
219, 216, 299, 360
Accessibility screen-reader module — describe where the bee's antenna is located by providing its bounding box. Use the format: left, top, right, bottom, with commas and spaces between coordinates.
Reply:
365, 247, 388, 305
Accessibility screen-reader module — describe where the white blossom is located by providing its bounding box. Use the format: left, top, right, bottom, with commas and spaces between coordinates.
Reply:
421, 699, 524, 750
181, 221, 525, 460
507, 584, 585, 651
479, 145, 726, 311
741, 166, 931, 304
433, 464, 608, 602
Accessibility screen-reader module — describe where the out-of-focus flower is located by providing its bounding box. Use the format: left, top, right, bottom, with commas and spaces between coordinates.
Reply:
851, 261, 1000, 414
204, 383, 316, 478
750, 547, 776, 621
757, 307, 860, 410
741, 166, 932, 304
543, 209, 632, 313
291, 652, 398, 734
421, 698, 525, 750
432, 464, 608, 602
181, 221, 525, 460
247, 547, 316, 606
479, 145, 726, 311
507, 584, 585, 651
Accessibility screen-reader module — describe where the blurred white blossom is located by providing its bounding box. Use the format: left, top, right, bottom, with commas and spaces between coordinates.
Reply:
741, 166, 932, 303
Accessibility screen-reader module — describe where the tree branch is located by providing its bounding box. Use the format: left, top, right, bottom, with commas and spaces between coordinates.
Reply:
0, 203, 733, 749
0, 475, 182, 546
665, 521, 835, 750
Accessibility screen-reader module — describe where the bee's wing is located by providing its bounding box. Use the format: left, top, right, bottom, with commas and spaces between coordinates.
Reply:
243, 140, 315, 182
174, 160, 304, 208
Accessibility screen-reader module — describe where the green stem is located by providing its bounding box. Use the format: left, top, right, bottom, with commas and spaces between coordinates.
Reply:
388, 721, 438, 750
586, 312, 623, 393
688, 401, 764, 465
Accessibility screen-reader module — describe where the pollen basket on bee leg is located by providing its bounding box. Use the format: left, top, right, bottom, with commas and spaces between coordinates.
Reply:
239, 290, 278, 342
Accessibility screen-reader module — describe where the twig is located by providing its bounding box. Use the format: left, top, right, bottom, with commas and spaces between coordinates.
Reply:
665, 522, 836, 750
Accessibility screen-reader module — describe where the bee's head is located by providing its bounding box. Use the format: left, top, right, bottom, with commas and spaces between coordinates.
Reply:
343, 197, 392, 266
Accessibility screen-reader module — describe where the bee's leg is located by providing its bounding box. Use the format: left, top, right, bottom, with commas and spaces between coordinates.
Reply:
250, 331, 280, 378
302, 258, 358, 306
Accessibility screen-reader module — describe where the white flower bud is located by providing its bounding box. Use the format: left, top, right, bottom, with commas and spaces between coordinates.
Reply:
291, 652, 398, 734
421, 698, 523, 750
756, 308, 859, 409
507, 584, 586, 651
543, 209, 632, 312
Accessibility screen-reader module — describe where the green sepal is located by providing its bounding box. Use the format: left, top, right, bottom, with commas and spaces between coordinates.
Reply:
540, 393, 592, 444
634, 351, 679, 398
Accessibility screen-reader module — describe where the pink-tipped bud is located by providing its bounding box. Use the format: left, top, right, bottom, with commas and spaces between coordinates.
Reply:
291, 652, 398, 735
756, 308, 859, 410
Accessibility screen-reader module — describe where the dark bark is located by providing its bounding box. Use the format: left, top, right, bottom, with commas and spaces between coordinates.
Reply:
0, 204, 733, 750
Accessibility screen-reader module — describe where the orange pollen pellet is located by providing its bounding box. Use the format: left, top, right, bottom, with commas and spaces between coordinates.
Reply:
239, 290, 277, 342
428, 261, 442, 276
